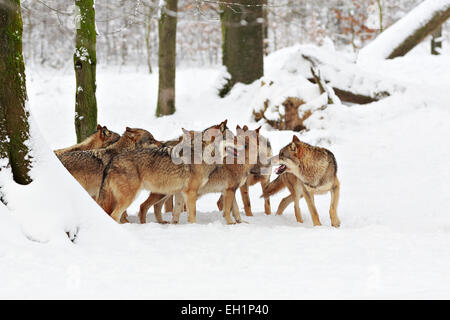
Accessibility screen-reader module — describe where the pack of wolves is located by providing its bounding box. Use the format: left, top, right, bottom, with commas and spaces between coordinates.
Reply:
56, 122, 341, 227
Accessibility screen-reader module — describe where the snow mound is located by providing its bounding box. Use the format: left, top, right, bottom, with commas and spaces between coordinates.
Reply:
1, 112, 134, 247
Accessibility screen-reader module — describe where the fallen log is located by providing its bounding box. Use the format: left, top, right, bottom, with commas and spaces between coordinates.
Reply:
299, 51, 397, 105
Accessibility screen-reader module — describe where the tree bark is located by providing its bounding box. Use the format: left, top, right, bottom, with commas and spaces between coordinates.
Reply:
0, 0, 33, 186
156, 0, 177, 117
219, 0, 264, 97
74, 0, 98, 143
431, 25, 442, 55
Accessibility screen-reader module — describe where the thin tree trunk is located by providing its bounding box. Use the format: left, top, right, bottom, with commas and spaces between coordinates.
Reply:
263, 0, 268, 55
219, 0, 264, 97
0, 0, 33, 187
74, 0, 97, 143
145, 3, 154, 74
431, 25, 442, 55
156, 0, 177, 117
376, 0, 384, 33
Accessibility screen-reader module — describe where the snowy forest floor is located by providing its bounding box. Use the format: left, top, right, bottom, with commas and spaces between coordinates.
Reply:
2, 47, 450, 299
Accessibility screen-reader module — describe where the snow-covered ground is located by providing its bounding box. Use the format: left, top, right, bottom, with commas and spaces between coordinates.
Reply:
1, 45, 450, 299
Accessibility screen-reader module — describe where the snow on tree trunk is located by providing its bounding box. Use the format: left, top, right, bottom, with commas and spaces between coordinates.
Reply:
358, 0, 450, 63
74, 0, 98, 143
219, 0, 264, 97
0, 0, 32, 187
156, 0, 177, 117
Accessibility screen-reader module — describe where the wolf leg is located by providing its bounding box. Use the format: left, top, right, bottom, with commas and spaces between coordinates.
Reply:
154, 200, 169, 224
217, 194, 224, 211
139, 193, 165, 224
287, 181, 303, 223
184, 190, 198, 224
223, 189, 236, 224
329, 178, 341, 228
301, 184, 321, 226
172, 192, 184, 224
260, 177, 272, 215
239, 183, 253, 216
164, 195, 174, 213
231, 196, 242, 223
276, 195, 293, 215
120, 212, 130, 224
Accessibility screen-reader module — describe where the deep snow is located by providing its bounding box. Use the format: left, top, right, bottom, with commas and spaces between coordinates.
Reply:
1, 45, 450, 299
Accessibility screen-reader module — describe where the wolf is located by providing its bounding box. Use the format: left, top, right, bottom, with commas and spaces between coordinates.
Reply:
54, 124, 120, 156
97, 121, 230, 223
265, 135, 341, 227
175, 125, 262, 224
58, 127, 160, 201
216, 125, 272, 216
138, 125, 262, 225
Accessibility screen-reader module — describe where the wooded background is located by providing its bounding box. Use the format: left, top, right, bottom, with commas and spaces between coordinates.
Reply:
20, 0, 443, 69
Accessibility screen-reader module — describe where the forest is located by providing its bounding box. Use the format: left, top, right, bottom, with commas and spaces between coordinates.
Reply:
1, 0, 450, 300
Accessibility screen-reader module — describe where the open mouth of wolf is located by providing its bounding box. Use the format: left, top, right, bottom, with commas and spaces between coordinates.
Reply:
275, 164, 287, 175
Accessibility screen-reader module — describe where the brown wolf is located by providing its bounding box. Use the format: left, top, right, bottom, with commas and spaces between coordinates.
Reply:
216, 125, 272, 216
139, 125, 262, 225
58, 127, 160, 200
97, 121, 230, 223
54, 124, 120, 156
264, 135, 341, 227
175, 125, 262, 224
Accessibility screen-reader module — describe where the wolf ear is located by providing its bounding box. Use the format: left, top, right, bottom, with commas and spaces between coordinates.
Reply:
255, 126, 262, 134
182, 128, 190, 136
292, 135, 300, 144
290, 142, 297, 151
243, 125, 249, 131
236, 125, 241, 130
102, 127, 111, 137
220, 120, 228, 132
97, 124, 102, 131
126, 127, 132, 132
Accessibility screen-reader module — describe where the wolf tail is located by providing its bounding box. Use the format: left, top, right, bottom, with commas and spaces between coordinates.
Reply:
261, 175, 285, 199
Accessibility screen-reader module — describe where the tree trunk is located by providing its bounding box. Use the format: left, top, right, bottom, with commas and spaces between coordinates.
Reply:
156, 0, 177, 117
145, 3, 154, 74
0, 0, 32, 187
263, 0, 268, 55
431, 25, 442, 55
219, 0, 264, 97
376, 0, 384, 33
74, 0, 97, 143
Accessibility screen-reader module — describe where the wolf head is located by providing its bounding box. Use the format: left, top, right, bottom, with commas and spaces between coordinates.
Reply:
123, 127, 162, 148
96, 124, 120, 147
275, 135, 303, 175
177, 120, 232, 164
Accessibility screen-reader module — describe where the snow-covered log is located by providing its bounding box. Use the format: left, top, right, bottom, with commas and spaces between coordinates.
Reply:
286, 46, 405, 105
358, 0, 450, 63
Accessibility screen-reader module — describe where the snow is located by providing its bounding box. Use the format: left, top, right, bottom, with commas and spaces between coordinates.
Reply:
358, 0, 450, 64
2, 44, 450, 298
